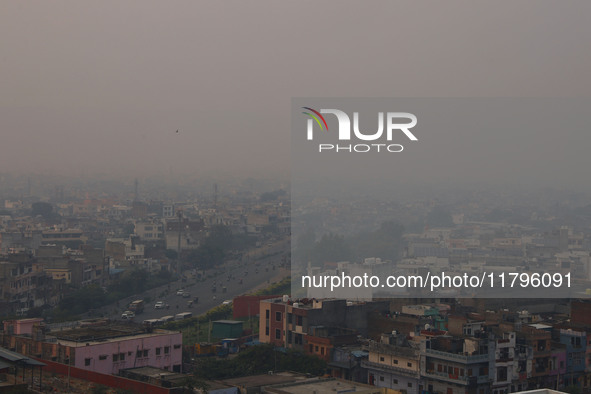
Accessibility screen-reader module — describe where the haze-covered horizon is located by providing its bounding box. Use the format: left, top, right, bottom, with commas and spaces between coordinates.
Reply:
1, 1, 591, 184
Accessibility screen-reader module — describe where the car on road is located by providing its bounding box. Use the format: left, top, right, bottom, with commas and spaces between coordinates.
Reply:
222, 299, 232, 305
182, 292, 190, 298
176, 289, 185, 296
121, 311, 135, 319
154, 301, 166, 309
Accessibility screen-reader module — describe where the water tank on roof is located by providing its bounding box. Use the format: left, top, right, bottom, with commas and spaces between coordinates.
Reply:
282, 295, 289, 302
293, 303, 299, 308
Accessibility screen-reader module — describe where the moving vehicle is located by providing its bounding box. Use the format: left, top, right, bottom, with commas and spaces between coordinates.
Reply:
121, 311, 135, 319
142, 319, 160, 327
159, 315, 175, 323
128, 300, 144, 314
176, 289, 185, 296
154, 301, 166, 309
175, 312, 193, 320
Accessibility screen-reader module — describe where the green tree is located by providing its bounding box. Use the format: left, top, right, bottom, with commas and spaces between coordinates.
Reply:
310, 233, 351, 264
31, 201, 53, 217
426, 205, 453, 227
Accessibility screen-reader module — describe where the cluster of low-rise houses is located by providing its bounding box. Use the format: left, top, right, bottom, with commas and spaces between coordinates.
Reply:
0, 196, 289, 316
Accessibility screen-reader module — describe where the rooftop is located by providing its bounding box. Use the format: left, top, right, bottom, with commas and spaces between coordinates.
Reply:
49, 321, 179, 345
265, 377, 379, 394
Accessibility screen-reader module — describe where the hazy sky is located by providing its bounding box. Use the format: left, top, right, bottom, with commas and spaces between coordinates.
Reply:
1, 1, 590, 180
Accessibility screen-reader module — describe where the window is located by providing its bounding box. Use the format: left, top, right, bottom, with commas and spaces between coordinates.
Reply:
287, 313, 292, 324
380, 376, 384, 382
438, 364, 443, 372
407, 362, 412, 367
315, 346, 319, 352
393, 359, 398, 364
136, 350, 142, 358
120, 353, 125, 361
380, 356, 385, 362
156, 347, 161, 356
164, 346, 170, 354
393, 379, 398, 384
113, 354, 119, 362
266, 310, 270, 319
265, 326, 269, 335
275, 329, 281, 340
275, 311, 282, 321
321, 347, 324, 355
309, 344, 313, 353
85, 358, 91, 366
408, 383, 413, 388
99, 355, 108, 361
143, 349, 149, 357
297, 315, 303, 326
173, 344, 181, 349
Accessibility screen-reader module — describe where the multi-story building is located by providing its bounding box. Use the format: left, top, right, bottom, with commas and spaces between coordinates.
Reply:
259, 298, 388, 350
164, 218, 204, 252
134, 220, 164, 242
489, 330, 517, 394
363, 333, 422, 393
556, 328, 587, 388
420, 336, 492, 394
0, 253, 52, 315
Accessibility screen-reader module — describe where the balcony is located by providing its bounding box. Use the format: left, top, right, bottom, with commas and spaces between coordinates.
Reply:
423, 370, 490, 385
426, 349, 489, 363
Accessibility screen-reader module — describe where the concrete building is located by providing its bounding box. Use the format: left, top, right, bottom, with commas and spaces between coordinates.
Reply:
134, 220, 164, 241
0, 253, 53, 314
363, 334, 422, 393
259, 298, 388, 349
1, 319, 183, 375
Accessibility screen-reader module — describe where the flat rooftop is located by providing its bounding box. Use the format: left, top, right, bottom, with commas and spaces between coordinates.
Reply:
221, 372, 307, 388
49, 322, 178, 345
266, 378, 376, 393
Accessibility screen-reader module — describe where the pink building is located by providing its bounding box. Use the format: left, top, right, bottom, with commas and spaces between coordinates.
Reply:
3, 318, 43, 335
3, 319, 183, 375
59, 330, 183, 375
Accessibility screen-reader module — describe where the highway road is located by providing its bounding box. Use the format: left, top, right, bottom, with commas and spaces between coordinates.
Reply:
86, 239, 290, 322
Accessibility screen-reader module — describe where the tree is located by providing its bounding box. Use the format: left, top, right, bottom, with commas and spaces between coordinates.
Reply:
31, 202, 54, 218
426, 205, 453, 227
311, 233, 351, 264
